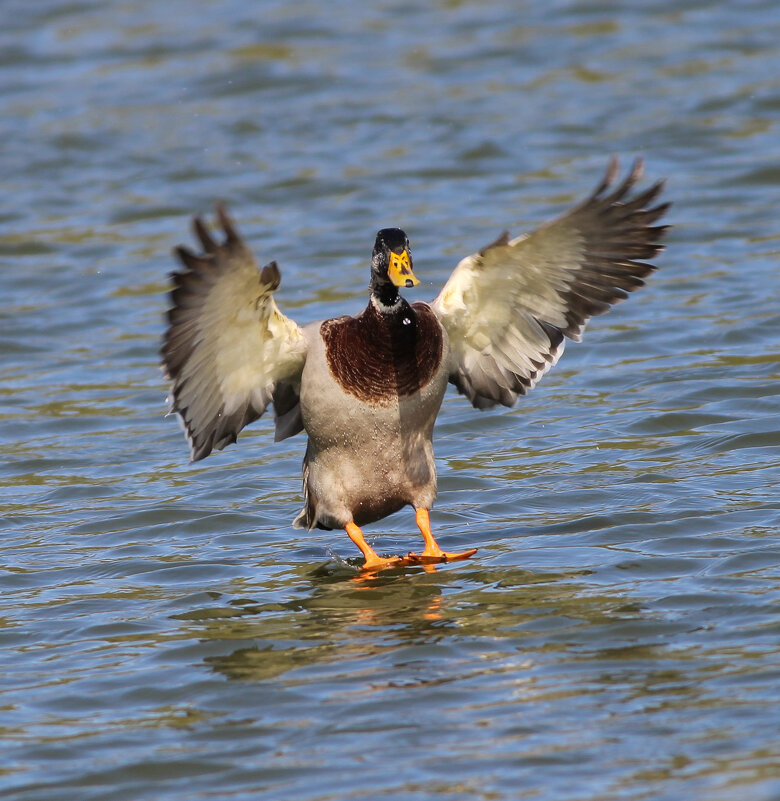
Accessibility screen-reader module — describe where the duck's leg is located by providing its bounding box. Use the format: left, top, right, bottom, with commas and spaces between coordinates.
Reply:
407, 508, 478, 564
346, 521, 404, 571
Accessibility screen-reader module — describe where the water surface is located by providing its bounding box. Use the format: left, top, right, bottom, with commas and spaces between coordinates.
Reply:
2, 2, 779, 800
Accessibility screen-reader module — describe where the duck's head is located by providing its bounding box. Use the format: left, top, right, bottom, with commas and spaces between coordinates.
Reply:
370, 228, 419, 305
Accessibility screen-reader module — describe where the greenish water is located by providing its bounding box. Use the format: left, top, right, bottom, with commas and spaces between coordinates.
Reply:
2, 2, 779, 800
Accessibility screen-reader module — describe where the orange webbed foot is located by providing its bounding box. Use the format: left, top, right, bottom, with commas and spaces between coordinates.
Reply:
345, 521, 414, 573
409, 509, 477, 566
360, 553, 409, 573
406, 547, 478, 565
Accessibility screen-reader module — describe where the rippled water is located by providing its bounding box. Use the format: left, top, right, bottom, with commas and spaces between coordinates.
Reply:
2, 2, 779, 800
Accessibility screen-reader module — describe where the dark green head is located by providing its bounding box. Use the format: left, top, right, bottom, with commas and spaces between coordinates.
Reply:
370, 228, 419, 302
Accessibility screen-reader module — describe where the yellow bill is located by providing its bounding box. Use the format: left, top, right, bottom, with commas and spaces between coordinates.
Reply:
387, 250, 420, 288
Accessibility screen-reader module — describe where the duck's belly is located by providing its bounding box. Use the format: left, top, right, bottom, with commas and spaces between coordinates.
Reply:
297, 322, 449, 529
304, 421, 435, 527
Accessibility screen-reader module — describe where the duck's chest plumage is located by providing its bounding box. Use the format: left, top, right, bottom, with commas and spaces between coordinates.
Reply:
296, 299, 450, 529
320, 299, 444, 405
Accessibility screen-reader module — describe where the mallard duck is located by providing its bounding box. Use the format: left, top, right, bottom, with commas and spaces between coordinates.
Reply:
161, 158, 669, 571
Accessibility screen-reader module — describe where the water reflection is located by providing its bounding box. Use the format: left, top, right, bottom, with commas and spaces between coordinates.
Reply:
197, 564, 641, 685
180, 563, 780, 801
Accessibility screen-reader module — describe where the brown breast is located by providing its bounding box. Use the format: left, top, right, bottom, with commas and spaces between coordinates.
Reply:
321, 300, 443, 405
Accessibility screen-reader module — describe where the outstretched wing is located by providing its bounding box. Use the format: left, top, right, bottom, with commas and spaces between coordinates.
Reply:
431, 158, 670, 409
161, 206, 307, 461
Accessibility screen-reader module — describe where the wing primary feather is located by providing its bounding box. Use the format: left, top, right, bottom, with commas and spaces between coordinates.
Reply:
260, 260, 282, 290
192, 216, 218, 253
173, 245, 208, 271
618, 182, 667, 215
479, 230, 511, 256
589, 155, 620, 198
603, 157, 644, 204
216, 203, 241, 247
626, 202, 671, 226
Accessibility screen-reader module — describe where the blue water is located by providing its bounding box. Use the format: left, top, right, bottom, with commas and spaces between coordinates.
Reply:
2, 2, 779, 800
